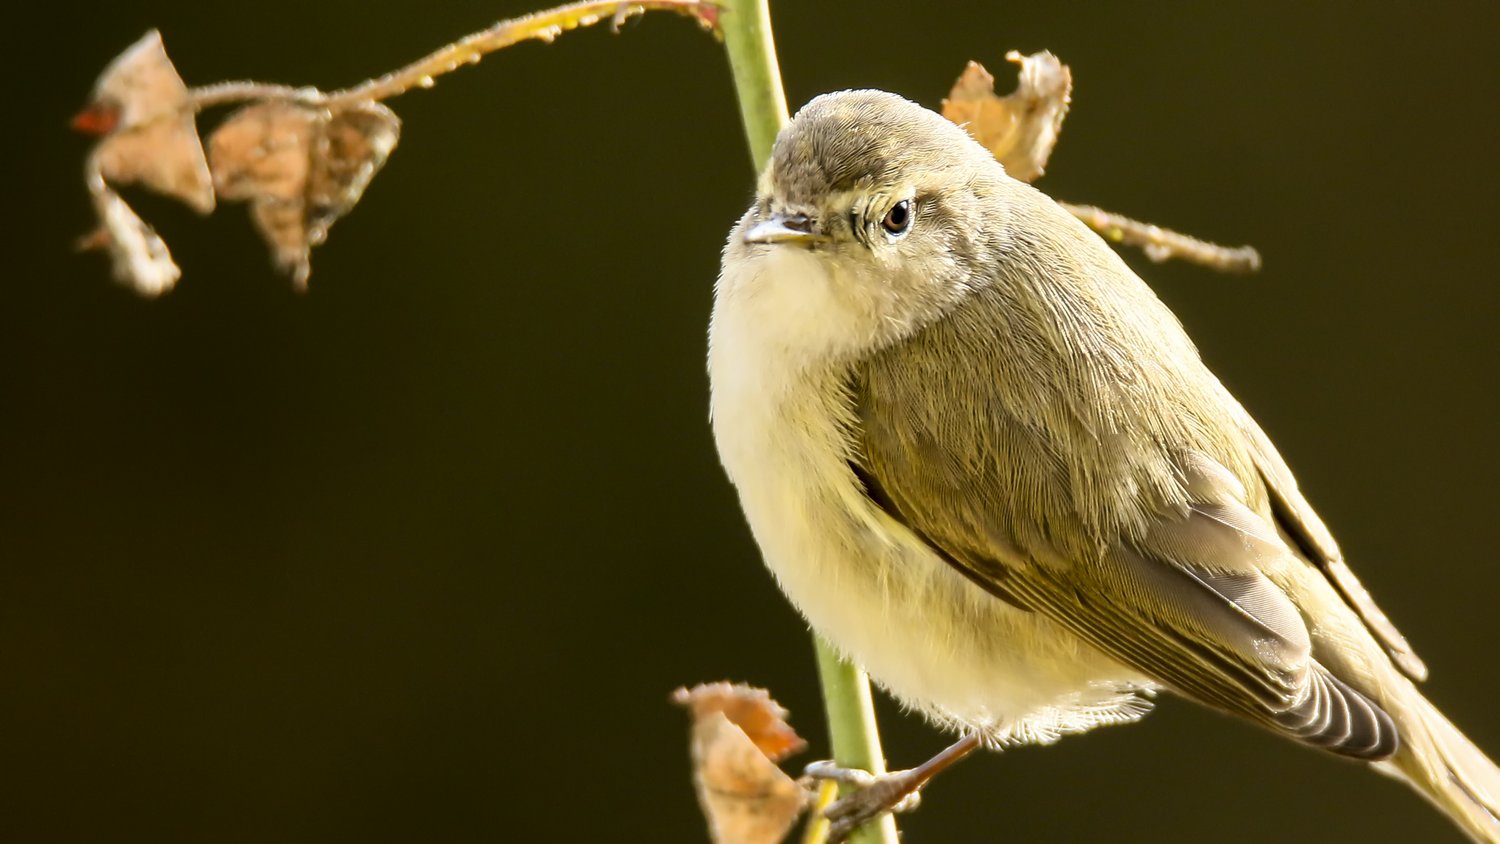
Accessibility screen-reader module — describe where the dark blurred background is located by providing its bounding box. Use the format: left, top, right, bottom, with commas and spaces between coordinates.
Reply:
5, 1, 1498, 841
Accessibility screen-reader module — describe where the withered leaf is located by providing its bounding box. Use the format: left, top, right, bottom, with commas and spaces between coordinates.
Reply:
941, 53, 1261, 273
210, 101, 315, 203
209, 100, 400, 288
309, 103, 401, 247
92, 118, 217, 215
673, 683, 808, 844
89, 30, 188, 128
941, 51, 1072, 183
82, 30, 215, 213
674, 682, 807, 762
692, 713, 806, 844
81, 186, 182, 297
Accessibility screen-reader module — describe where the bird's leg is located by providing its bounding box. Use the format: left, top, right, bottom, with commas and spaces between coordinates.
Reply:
805, 732, 983, 841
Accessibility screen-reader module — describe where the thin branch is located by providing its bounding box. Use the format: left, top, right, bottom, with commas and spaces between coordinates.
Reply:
325, 0, 720, 107
189, 81, 309, 110
184, 2, 719, 115
1059, 201, 1262, 274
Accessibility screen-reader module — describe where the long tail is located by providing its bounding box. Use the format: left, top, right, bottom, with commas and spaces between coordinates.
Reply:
1377, 688, 1500, 842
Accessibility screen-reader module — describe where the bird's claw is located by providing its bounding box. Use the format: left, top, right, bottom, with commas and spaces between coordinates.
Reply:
804, 762, 924, 842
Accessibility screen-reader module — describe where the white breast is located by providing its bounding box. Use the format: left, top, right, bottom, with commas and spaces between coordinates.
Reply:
708, 239, 1154, 745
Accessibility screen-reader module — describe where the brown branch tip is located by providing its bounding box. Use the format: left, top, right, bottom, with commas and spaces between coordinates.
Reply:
71, 2, 720, 296
1059, 202, 1263, 274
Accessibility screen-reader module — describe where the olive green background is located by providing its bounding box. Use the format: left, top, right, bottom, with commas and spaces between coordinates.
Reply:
6, 1, 1497, 841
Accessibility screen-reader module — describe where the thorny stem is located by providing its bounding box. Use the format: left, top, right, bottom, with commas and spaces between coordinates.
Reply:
719, 3, 896, 840
1060, 201, 1263, 273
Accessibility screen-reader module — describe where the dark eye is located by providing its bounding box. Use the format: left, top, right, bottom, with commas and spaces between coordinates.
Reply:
881, 200, 912, 237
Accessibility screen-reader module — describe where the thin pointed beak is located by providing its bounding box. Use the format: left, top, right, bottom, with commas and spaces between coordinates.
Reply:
744, 212, 828, 246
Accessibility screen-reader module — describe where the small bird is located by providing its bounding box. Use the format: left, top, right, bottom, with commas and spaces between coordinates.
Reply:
708, 89, 1500, 841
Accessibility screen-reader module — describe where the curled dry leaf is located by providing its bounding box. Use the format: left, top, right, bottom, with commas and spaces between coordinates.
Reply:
209, 100, 400, 288
673, 682, 807, 762
673, 683, 809, 844
80, 178, 182, 297
79, 30, 215, 213
940, 51, 1259, 273
689, 713, 805, 844
941, 51, 1072, 183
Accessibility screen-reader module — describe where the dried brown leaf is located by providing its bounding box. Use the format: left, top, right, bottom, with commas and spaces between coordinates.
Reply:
93, 117, 217, 215
308, 102, 401, 247
209, 101, 316, 202
89, 30, 188, 128
209, 100, 400, 288
80, 185, 181, 297
673, 684, 808, 844
673, 682, 807, 762
209, 101, 316, 280
82, 30, 215, 213
692, 713, 806, 844
939, 52, 1260, 272
941, 51, 1072, 182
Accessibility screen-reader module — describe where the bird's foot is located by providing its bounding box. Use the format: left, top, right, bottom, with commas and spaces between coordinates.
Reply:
803, 732, 984, 842
804, 762, 923, 842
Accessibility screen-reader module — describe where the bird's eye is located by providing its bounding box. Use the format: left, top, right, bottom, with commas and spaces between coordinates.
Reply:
881, 200, 912, 237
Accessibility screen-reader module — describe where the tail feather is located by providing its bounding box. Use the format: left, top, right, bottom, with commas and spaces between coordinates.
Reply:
1379, 691, 1500, 843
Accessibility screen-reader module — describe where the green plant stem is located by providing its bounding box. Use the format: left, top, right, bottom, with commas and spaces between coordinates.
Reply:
814, 637, 899, 843
719, 2, 897, 842
719, 0, 789, 167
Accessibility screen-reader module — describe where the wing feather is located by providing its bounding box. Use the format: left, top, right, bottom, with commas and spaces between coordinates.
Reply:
1229, 399, 1428, 681
852, 276, 1398, 758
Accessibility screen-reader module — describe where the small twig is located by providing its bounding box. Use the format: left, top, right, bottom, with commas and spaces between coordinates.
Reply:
325, 0, 720, 107
1059, 201, 1262, 274
189, 81, 310, 110
183, 2, 719, 114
